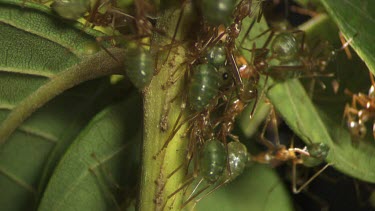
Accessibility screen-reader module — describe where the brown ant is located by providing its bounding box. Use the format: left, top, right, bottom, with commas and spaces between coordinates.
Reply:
343, 71, 375, 140
252, 106, 332, 193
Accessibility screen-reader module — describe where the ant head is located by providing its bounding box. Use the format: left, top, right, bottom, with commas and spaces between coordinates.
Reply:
217, 66, 233, 89
348, 120, 367, 139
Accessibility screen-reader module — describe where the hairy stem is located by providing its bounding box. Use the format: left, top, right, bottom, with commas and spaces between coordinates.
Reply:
139, 4, 195, 211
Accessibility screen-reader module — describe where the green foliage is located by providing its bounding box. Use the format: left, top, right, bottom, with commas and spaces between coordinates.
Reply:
39, 94, 142, 211
320, 0, 375, 74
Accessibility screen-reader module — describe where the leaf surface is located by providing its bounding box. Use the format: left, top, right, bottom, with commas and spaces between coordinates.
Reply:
38, 95, 142, 211
320, 0, 375, 74
197, 164, 294, 211
0, 1, 127, 210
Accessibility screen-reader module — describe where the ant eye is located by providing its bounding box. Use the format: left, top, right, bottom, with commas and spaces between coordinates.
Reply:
222, 73, 229, 80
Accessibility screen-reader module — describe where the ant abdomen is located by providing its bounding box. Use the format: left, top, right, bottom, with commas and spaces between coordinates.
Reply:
188, 63, 221, 111
301, 143, 330, 167
51, 0, 90, 20
200, 139, 227, 183
206, 44, 226, 67
226, 141, 249, 181
124, 45, 154, 90
198, 0, 236, 26
271, 32, 299, 62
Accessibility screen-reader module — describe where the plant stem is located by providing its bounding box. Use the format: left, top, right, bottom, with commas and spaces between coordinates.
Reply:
139, 4, 195, 211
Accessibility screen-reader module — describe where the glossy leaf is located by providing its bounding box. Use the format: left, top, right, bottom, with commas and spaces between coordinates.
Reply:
38, 95, 142, 211
197, 164, 294, 211
319, 0, 375, 74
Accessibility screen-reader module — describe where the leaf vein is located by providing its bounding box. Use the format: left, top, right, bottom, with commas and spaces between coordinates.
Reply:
0, 166, 36, 193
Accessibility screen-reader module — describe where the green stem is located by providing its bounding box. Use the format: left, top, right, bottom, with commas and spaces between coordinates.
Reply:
139, 4, 195, 211
0, 48, 125, 145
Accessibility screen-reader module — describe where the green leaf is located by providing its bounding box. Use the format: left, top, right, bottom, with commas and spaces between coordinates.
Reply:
0, 1, 126, 145
0, 78, 122, 210
197, 164, 294, 211
0, 2, 129, 210
258, 14, 375, 183
319, 0, 375, 74
38, 94, 142, 211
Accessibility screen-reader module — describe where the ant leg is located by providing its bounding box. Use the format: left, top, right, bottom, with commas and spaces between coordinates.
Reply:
343, 104, 359, 119
187, 179, 231, 209
257, 108, 276, 150
239, 18, 256, 46
290, 4, 319, 17
333, 32, 358, 57
154, 110, 200, 158
350, 93, 370, 109
256, 0, 264, 22
162, 64, 188, 90
157, 146, 195, 209
246, 28, 272, 42
290, 29, 305, 52
249, 91, 259, 119
254, 74, 271, 118
180, 181, 211, 209
163, 1, 187, 65
160, 81, 188, 131
228, 134, 240, 142
269, 106, 281, 146
88, 153, 123, 211
292, 162, 332, 194
339, 31, 353, 60
227, 48, 244, 91
308, 78, 316, 99
369, 71, 375, 89
95, 36, 122, 63
161, 175, 196, 211
262, 30, 275, 50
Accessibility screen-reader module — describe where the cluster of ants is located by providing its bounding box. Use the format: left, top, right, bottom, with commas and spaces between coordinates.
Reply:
148, 0, 335, 209
22, 0, 374, 209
